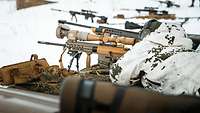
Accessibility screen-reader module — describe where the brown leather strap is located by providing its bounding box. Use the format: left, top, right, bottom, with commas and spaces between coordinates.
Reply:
75, 80, 96, 113
110, 87, 126, 113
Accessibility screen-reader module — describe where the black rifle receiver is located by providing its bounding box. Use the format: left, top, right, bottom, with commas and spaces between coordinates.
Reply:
125, 21, 143, 29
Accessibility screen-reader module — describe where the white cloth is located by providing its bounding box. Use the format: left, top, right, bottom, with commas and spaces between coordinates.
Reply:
144, 23, 192, 48
109, 22, 194, 89
109, 40, 157, 85
144, 52, 200, 96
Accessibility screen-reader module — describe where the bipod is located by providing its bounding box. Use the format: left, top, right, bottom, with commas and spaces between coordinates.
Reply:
67, 51, 82, 72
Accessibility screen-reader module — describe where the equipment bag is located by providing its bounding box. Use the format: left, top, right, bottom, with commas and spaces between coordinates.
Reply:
0, 54, 49, 85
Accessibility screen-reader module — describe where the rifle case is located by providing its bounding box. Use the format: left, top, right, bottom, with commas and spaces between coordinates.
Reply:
60, 77, 200, 113
0, 54, 49, 85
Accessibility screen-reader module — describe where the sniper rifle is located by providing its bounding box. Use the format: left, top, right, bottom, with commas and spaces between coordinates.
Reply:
58, 20, 140, 40
38, 23, 140, 70
38, 40, 129, 71
158, 0, 180, 8
136, 8, 169, 15
51, 8, 107, 23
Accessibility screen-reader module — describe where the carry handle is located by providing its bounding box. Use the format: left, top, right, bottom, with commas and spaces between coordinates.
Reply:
30, 54, 38, 61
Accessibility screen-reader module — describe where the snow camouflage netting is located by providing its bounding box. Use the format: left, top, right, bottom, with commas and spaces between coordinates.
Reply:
109, 21, 200, 96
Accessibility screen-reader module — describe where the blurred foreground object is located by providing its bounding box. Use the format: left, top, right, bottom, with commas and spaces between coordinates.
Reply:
60, 77, 200, 113
1, 77, 200, 113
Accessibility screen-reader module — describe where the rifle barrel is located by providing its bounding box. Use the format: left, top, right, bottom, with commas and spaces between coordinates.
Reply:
51, 8, 68, 13
38, 41, 66, 47
81, 9, 97, 14
136, 9, 157, 12
58, 20, 92, 29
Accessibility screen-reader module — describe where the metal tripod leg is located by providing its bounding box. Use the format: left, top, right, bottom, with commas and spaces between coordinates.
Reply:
68, 55, 76, 72
68, 52, 82, 72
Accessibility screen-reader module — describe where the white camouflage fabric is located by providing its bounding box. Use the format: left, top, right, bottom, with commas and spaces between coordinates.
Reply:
109, 22, 200, 96
143, 52, 200, 96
